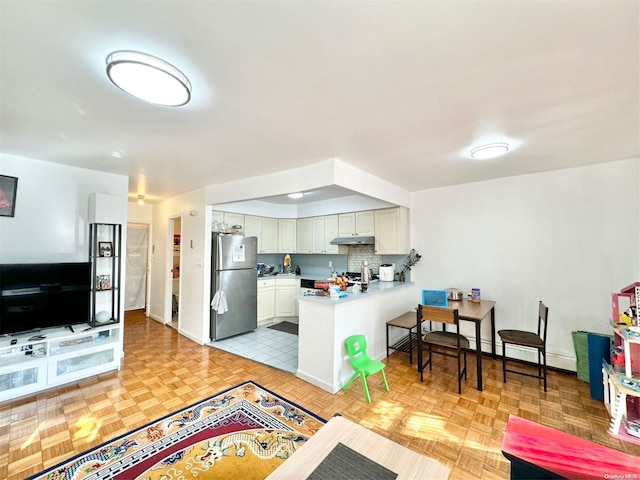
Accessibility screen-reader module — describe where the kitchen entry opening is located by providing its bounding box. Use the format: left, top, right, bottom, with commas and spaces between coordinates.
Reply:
167, 216, 182, 331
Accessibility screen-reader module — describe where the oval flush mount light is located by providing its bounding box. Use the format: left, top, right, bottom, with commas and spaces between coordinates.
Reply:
106, 51, 191, 106
470, 142, 509, 160
287, 192, 304, 199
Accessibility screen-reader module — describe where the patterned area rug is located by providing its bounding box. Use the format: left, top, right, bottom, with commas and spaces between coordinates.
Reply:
30, 381, 326, 480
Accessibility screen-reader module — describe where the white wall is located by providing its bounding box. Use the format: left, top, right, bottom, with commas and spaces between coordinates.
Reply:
128, 203, 153, 224
0, 153, 128, 262
149, 187, 210, 344
410, 158, 640, 370
0, 153, 128, 339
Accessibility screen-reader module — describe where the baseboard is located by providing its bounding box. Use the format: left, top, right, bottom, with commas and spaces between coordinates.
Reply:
296, 369, 339, 394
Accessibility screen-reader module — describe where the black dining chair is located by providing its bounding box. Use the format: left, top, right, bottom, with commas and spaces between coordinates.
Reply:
417, 304, 469, 394
498, 301, 549, 391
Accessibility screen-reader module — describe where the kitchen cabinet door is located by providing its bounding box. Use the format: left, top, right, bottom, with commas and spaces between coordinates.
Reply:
245, 215, 278, 253
338, 211, 374, 236
275, 283, 297, 317
261, 217, 278, 253
278, 219, 297, 253
244, 215, 262, 249
224, 212, 245, 231
312, 216, 325, 254
212, 211, 224, 230
374, 207, 410, 254
338, 213, 356, 236
297, 218, 312, 254
324, 215, 339, 254
257, 279, 275, 323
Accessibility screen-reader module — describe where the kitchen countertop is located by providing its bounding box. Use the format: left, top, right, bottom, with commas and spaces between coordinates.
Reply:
297, 281, 413, 304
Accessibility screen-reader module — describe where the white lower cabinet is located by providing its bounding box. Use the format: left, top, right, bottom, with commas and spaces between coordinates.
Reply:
275, 278, 299, 317
257, 278, 275, 323
0, 358, 48, 401
257, 278, 300, 323
0, 323, 122, 402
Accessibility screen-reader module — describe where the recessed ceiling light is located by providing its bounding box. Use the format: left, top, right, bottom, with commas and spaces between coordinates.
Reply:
470, 142, 509, 160
287, 192, 304, 199
106, 51, 191, 106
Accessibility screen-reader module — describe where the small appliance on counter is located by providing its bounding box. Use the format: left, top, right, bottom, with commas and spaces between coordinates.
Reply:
379, 264, 395, 282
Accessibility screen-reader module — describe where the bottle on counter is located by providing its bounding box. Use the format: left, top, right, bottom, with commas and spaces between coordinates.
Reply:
361, 260, 371, 292
295, 265, 301, 275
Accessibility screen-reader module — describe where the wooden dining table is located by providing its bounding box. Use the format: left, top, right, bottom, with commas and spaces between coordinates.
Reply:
435, 298, 496, 391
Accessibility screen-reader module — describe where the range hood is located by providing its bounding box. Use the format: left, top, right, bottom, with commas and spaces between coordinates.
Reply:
330, 236, 375, 245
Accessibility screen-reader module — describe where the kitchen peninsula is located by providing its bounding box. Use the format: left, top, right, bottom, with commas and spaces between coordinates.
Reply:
296, 281, 416, 393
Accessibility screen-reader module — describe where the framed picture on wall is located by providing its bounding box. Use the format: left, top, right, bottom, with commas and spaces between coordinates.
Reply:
0, 175, 18, 217
99, 242, 113, 257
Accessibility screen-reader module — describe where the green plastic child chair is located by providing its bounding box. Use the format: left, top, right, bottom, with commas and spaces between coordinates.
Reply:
342, 334, 389, 403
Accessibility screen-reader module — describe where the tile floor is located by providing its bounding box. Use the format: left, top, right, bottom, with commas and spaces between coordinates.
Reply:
206, 320, 299, 373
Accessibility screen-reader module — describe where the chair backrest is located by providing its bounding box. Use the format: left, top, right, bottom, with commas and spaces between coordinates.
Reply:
419, 304, 459, 325
538, 301, 549, 342
345, 334, 371, 369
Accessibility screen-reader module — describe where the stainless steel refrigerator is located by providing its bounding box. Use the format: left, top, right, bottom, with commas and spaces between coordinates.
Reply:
210, 233, 258, 340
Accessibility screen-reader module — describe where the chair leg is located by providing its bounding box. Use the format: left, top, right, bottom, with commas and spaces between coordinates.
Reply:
538, 349, 542, 378
360, 374, 372, 403
381, 368, 389, 392
542, 350, 547, 392
502, 341, 507, 384
457, 348, 462, 394
463, 350, 467, 380
428, 346, 433, 371
342, 372, 359, 391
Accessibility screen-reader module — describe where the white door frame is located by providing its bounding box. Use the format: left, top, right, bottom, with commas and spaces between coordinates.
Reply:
166, 215, 183, 326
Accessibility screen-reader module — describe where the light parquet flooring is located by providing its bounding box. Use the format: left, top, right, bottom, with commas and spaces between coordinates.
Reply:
2, 310, 639, 479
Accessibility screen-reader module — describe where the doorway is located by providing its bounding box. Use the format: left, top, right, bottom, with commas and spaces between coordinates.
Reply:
168, 216, 182, 330
125, 223, 149, 313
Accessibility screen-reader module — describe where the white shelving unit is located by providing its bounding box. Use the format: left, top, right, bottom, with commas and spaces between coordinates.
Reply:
89, 223, 121, 326
0, 323, 121, 402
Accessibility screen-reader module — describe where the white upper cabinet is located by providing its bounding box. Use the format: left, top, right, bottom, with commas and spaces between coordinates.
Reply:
309, 215, 340, 254
338, 211, 374, 236
312, 216, 325, 253
212, 211, 245, 233
278, 219, 297, 253
374, 207, 410, 255
323, 215, 339, 254
297, 217, 313, 254
245, 215, 278, 253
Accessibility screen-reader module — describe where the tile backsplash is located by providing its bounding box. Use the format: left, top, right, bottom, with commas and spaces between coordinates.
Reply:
347, 245, 381, 272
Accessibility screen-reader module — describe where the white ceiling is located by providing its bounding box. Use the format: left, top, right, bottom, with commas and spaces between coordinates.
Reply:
0, 1, 638, 205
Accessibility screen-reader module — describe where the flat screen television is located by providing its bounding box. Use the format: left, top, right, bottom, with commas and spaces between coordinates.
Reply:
0, 262, 91, 335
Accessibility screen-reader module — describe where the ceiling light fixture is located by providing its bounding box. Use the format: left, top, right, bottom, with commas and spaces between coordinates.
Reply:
137, 194, 145, 205
106, 51, 192, 106
287, 192, 304, 199
470, 142, 509, 160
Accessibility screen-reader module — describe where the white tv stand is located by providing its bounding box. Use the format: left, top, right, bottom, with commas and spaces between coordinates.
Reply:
0, 323, 121, 402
